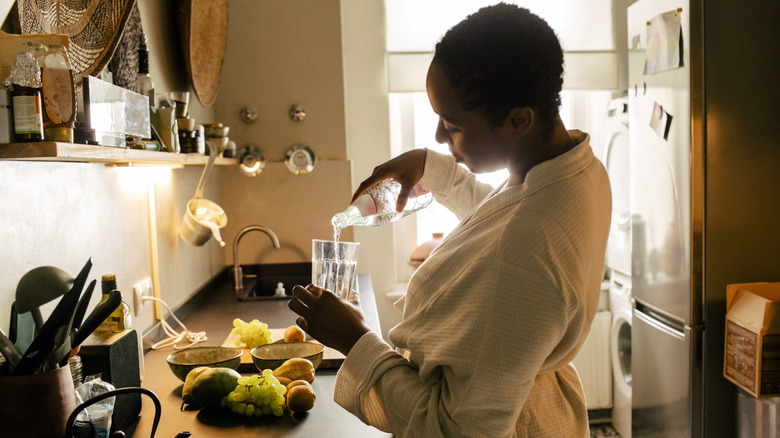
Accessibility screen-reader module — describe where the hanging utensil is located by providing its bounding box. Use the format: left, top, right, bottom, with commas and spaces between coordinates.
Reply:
179, 139, 228, 246
194, 138, 223, 199
14, 258, 92, 375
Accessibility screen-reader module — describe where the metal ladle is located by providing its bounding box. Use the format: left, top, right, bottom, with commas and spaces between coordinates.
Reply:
179, 138, 229, 247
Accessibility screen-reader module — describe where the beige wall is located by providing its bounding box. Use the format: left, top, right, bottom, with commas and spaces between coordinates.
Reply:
340, 0, 402, 341
0, 160, 227, 335
0, 0, 361, 336
216, 0, 354, 267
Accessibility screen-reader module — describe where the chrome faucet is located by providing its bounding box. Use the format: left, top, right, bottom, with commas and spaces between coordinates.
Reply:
233, 225, 281, 290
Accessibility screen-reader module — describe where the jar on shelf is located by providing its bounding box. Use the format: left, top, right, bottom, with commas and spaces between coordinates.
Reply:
4, 51, 44, 142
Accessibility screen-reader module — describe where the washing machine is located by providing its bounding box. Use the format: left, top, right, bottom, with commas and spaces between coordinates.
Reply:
603, 96, 632, 437
609, 270, 632, 438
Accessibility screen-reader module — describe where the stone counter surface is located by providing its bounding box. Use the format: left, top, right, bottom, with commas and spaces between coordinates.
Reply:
131, 274, 391, 437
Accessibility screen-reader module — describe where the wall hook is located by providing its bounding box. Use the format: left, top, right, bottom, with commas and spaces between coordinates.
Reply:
240, 106, 259, 124
285, 144, 316, 175
237, 145, 266, 177
289, 105, 307, 122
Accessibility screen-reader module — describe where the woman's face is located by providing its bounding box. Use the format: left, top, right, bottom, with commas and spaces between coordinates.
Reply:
426, 62, 515, 173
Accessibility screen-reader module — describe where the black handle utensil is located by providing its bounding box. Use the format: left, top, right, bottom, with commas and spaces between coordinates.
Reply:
52, 279, 97, 367
71, 279, 97, 332
71, 289, 121, 349
14, 258, 92, 375
8, 302, 17, 344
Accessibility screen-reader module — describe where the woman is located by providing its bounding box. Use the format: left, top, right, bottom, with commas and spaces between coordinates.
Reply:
289, 4, 611, 437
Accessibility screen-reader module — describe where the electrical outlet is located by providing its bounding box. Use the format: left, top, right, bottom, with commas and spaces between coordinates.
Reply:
132, 277, 153, 317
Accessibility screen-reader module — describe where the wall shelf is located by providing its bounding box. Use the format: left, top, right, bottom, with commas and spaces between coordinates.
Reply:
0, 142, 238, 166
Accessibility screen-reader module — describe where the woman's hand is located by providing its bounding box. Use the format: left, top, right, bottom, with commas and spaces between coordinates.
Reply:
288, 285, 372, 356
353, 148, 428, 213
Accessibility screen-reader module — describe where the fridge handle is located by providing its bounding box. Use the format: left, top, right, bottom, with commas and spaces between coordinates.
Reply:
634, 306, 685, 340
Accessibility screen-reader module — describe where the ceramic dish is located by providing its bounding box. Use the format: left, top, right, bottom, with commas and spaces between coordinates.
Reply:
251, 341, 324, 371
166, 346, 242, 381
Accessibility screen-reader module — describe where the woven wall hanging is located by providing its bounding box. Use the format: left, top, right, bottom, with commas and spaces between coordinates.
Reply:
18, 0, 136, 80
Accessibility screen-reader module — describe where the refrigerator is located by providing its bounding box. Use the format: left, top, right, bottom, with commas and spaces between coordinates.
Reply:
627, 0, 780, 437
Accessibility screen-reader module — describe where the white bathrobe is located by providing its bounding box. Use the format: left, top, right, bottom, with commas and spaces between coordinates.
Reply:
335, 130, 612, 438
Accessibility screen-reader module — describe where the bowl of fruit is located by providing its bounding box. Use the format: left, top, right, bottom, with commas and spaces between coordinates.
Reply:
167, 346, 243, 381
251, 341, 324, 371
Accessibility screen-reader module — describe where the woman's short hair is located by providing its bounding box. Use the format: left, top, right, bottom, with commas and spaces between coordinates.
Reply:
433, 3, 564, 128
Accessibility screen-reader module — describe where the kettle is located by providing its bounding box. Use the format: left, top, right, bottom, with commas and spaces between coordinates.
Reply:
65, 387, 160, 438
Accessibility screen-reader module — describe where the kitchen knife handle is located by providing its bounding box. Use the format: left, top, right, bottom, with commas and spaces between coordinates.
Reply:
72, 279, 97, 331
8, 302, 17, 344
71, 290, 121, 348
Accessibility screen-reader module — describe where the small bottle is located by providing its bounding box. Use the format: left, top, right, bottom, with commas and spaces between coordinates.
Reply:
96, 273, 133, 334
4, 51, 44, 142
331, 179, 432, 230
135, 34, 155, 105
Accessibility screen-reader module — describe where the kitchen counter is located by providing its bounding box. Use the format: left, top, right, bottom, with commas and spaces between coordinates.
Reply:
130, 273, 391, 437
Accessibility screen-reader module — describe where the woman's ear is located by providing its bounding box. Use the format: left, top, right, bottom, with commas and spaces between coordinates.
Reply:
507, 107, 535, 136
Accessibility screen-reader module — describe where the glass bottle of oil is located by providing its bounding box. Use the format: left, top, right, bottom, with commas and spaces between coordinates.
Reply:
96, 273, 133, 333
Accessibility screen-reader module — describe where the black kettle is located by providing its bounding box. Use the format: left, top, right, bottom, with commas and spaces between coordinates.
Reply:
65, 387, 161, 438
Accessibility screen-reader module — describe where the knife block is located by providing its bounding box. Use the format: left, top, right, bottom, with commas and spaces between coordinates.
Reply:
79, 329, 142, 431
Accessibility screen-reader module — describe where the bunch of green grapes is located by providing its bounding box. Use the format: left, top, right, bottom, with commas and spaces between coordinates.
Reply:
221, 370, 287, 417
231, 318, 273, 349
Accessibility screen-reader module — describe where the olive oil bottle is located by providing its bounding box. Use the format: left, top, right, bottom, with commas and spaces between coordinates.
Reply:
96, 273, 133, 333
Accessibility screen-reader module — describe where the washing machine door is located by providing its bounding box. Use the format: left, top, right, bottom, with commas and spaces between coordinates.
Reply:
604, 97, 631, 275
611, 306, 633, 438
612, 310, 632, 394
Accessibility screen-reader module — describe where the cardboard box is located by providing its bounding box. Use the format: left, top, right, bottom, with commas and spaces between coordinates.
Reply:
724, 282, 780, 397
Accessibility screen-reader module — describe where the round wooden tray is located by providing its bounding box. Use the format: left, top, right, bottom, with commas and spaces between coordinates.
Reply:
178, 0, 228, 107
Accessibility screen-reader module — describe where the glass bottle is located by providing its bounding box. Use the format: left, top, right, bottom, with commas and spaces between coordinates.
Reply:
4, 51, 44, 142
134, 34, 155, 105
68, 355, 83, 388
331, 179, 432, 230
96, 273, 133, 334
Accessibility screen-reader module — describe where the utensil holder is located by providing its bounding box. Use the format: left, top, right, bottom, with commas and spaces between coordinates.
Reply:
0, 366, 77, 438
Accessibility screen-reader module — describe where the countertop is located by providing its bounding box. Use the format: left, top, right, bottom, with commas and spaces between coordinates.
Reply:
130, 273, 391, 437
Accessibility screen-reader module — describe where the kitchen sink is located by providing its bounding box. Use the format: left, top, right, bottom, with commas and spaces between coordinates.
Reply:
235, 262, 311, 301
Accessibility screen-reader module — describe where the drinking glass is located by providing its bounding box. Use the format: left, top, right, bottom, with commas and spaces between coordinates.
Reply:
311, 239, 359, 299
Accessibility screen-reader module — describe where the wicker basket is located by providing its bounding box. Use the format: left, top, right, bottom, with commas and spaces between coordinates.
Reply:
18, 0, 136, 80
107, 2, 142, 90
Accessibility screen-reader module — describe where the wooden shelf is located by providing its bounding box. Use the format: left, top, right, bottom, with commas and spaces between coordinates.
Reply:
0, 142, 238, 166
